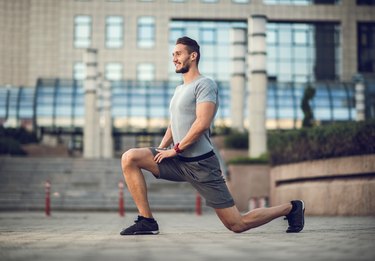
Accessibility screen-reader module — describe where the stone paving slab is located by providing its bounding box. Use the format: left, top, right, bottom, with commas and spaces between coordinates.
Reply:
0, 211, 374, 261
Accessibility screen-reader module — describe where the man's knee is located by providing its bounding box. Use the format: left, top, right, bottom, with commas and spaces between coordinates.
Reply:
226, 223, 246, 233
121, 148, 139, 168
220, 217, 248, 233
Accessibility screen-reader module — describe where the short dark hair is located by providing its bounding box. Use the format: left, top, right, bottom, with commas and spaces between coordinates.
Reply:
176, 36, 200, 65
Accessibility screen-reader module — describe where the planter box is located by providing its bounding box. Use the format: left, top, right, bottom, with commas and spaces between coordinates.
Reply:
227, 164, 270, 212
270, 154, 375, 216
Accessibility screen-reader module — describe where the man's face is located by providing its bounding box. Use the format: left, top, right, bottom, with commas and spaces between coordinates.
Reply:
172, 44, 192, 74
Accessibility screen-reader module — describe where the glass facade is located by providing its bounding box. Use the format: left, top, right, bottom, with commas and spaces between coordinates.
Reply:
74, 16, 92, 48
169, 20, 247, 82
358, 23, 375, 74
169, 21, 341, 84
0, 81, 356, 131
267, 22, 341, 83
105, 16, 124, 48
137, 17, 155, 48
168, 20, 348, 126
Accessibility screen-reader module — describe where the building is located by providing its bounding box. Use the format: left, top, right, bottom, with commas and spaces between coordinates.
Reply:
0, 0, 374, 132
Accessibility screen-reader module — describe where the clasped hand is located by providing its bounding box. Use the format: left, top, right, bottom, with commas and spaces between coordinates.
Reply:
154, 148, 177, 163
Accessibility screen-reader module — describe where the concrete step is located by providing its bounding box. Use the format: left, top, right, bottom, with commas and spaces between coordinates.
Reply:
0, 156, 204, 212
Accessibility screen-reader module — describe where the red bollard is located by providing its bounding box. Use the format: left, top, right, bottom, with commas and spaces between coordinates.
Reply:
45, 180, 51, 216
195, 193, 202, 216
118, 181, 125, 217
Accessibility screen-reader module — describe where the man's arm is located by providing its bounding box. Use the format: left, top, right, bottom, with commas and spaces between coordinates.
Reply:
158, 124, 173, 148
154, 102, 215, 163
177, 101, 215, 151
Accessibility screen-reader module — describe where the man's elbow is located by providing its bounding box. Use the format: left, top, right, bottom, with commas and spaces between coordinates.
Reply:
197, 120, 211, 132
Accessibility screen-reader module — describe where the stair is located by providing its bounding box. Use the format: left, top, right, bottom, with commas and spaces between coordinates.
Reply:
0, 157, 207, 212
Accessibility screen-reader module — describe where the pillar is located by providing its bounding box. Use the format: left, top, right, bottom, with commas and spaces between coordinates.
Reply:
354, 74, 365, 121
248, 15, 268, 158
83, 48, 98, 158
95, 73, 103, 158
102, 80, 114, 158
230, 27, 246, 132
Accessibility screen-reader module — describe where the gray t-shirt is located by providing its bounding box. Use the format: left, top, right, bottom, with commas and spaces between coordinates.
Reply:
169, 75, 218, 157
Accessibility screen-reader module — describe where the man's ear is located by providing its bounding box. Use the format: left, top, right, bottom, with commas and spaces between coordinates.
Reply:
190, 52, 198, 61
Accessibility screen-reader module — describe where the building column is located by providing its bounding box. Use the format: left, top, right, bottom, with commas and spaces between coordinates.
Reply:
83, 48, 98, 159
248, 15, 267, 158
102, 80, 114, 158
230, 27, 247, 132
341, 0, 357, 81
95, 73, 103, 158
354, 74, 365, 121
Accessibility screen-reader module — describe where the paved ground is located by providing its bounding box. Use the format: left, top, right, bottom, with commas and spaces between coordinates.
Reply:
0, 211, 374, 261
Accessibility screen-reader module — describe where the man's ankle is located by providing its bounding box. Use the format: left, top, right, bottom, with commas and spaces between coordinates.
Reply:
139, 215, 156, 222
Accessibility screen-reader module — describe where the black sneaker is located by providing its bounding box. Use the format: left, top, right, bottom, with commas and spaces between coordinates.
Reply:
120, 216, 159, 235
285, 200, 305, 233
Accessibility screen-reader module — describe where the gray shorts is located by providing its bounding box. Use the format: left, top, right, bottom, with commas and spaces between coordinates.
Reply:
149, 148, 235, 209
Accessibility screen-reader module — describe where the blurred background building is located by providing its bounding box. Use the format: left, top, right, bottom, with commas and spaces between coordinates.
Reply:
0, 0, 374, 152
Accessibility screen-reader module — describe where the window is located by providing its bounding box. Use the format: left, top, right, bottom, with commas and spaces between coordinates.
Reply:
73, 62, 85, 80
358, 23, 375, 73
266, 22, 341, 83
232, 0, 250, 3
106, 16, 124, 48
169, 20, 246, 82
137, 63, 155, 81
138, 17, 155, 48
105, 63, 123, 81
201, 0, 219, 2
200, 28, 216, 44
74, 16, 92, 48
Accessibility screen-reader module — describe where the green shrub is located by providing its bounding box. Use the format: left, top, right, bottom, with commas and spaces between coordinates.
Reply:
227, 153, 269, 165
301, 84, 316, 128
268, 120, 375, 165
0, 126, 37, 144
212, 125, 232, 135
0, 137, 27, 156
0, 126, 37, 156
224, 131, 249, 149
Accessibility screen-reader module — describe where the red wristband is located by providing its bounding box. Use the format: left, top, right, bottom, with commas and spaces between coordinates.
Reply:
173, 143, 183, 153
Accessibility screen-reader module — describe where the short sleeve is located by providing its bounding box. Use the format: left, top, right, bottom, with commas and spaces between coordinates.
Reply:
195, 78, 218, 104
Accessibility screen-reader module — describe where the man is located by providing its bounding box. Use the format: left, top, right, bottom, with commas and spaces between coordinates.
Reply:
120, 36, 305, 235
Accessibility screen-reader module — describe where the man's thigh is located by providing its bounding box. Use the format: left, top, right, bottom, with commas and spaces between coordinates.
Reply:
128, 147, 160, 177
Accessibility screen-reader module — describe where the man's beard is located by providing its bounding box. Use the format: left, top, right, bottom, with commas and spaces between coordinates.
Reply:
175, 63, 190, 74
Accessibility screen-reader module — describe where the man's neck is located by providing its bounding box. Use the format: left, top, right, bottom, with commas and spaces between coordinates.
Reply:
182, 68, 201, 85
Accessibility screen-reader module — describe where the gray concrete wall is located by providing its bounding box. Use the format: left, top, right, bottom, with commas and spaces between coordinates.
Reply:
227, 164, 270, 212
270, 154, 375, 216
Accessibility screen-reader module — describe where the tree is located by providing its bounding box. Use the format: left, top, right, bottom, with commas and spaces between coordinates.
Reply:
301, 84, 316, 128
